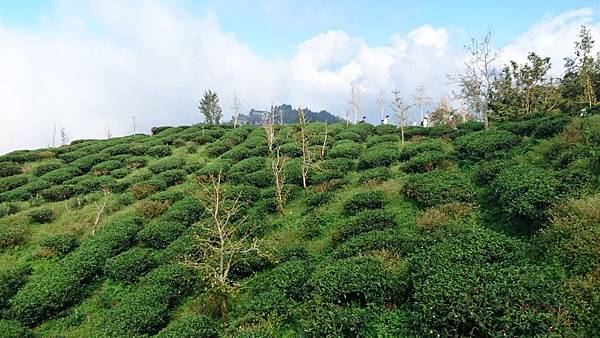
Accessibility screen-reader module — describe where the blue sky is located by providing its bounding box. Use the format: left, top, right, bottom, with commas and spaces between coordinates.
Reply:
0, 0, 599, 153
1, 0, 598, 57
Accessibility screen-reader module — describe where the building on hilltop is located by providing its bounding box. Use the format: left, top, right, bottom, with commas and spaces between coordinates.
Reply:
235, 109, 268, 125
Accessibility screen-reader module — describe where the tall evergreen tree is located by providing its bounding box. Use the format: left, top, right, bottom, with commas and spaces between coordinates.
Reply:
198, 90, 223, 125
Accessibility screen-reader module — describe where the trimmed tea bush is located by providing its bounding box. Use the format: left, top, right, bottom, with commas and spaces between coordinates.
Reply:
155, 316, 218, 338
137, 220, 187, 249
0, 227, 27, 251
40, 184, 75, 202
28, 207, 55, 224
358, 167, 391, 183
41, 167, 81, 184
147, 145, 172, 158
491, 164, 561, 222
342, 191, 386, 215
92, 160, 124, 176
40, 234, 79, 256
105, 247, 157, 284
9, 215, 143, 325
453, 129, 520, 161
136, 200, 170, 219
307, 256, 402, 306
97, 264, 197, 337
404, 169, 476, 207
162, 196, 204, 225
0, 175, 29, 194
357, 144, 400, 169
400, 150, 451, 173
148, 157, 186, 174
0, 265, 32, 311
332, 209, 398, 244
328, 140, 362, 159
399, 139, 449, 162
0, 320, 34, 338
0, 162, 21, 178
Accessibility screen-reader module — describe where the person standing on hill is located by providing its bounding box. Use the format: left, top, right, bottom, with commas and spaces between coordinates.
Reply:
383, 115, 389, 125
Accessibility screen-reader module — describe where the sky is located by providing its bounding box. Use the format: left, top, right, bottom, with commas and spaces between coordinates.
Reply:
0, 0, 599, 154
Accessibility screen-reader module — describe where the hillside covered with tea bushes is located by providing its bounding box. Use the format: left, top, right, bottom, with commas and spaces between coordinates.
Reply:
0, 111, 599, 337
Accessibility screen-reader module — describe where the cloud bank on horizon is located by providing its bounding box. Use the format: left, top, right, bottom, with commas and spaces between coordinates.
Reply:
0, 1, 598, 154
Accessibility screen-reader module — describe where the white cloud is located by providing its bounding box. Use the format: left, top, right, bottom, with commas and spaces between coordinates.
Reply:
500, 8, 600, 76
0, 2, 597, 154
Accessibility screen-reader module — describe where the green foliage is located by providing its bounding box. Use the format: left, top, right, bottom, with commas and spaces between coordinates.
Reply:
0, 265, 32, 312
357, 143, 401, 169
40, 166, 81, 184
162, 196, 204, 225
28, 207, 55, 224
307, 256, 402, 306
332, 209, 398, 244
491, 164, 561, 222
155, 316, 218, 338
0, 320, 34, 338
358, 167, 391, 183
0, 175, 29, 193
105, 247, 157, 284
91, 160, 124, 176
398, 138, 450, 161
336, 131, 362, 142
400, 150, 451, 173
0, 227, 27, 251
40, 184, 75, 202
328, 140, 362, 159
305, 191, 334, 207
342, 190, 386, 215
137, 220, 187, 249
40, 234, 79, 256
9, 215, 143, 326
228, 156, 267, 182
404, 169, 477, 207
147, 145, 172, 158
0, 162, 21, 178
97, 264, 197, 337
453, 129, 520, 160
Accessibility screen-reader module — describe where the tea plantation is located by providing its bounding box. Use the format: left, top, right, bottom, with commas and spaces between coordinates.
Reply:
0, 112, 599, 337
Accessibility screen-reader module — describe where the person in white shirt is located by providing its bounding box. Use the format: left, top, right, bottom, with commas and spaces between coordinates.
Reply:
383, 115, 389, 125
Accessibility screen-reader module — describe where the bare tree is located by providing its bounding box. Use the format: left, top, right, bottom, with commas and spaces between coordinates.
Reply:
263, 113, 287, 214
449, 31, 499, 129
131, 116, 136, 134
60, 127, 68, 145
348, 80, 363, 124
298, 108, 317, 190
377, 90, 386, 121
413, 83, 432, 123
184, 172, 260, 325
391, 89, 410, 145
92, 189, 110, 235
105, 127, 112, 139
52, 124, 57, 147
320, 123, 329, 160
231, 94, 242, 128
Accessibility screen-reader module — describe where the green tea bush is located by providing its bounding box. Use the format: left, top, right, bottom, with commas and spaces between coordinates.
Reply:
10, 215, 143, 325
0, 175, 29, 193
197, 159, 232, 178
110, 168, 130, 179
0, 227, 26, 251
148, 157, 186, 174
31, 162, 62, 176
472, 159, 515, 185
332, 209, 398, 244
105, 247, 157, 284
456, 120, 485, 132
342, 191, 386, 215
41, 167, 81, 184
332, 227, 417, 259
0, 320, 34, 338
404, 169, 477, 207
97, 264, 197, 337
40, 234, 79, 256
453, 129, 520, 161
148, 190, 186, 204
137, 220, 187, 249
228, 157, 267, 181
206, 140, 234, 158
357, 144, 400, 169
307, 256, 402, 306
0, 265, 31, 311
328, 140, 362, 159
40, 184, 75, 202
365, 134, 399, 148
336, 131, 362, 142
156, 169, 187, 186
374, 124, 398, 135
162, 196, 204, 225
0, 202, 20, 218
147, 145, 172, 158
312, 158, 354, 184
70, 154, 104, 172
305, 191, 334, 207
124, 156, 148, 169
243, 169, 273, 188
400, 150, 451, 173
68, 175, 116, 194
298, 302, 376, 338
491, 164, 561, 222
279, 142, 302, 158
130, 179, 167, 199
0, 162, 21, 177
91, 160, 124, 176
28, 207, 55, 223
358, 167, 391, 183
136, 200, 170, 219
155, 316, 218, 338
221, 145, 253, 162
